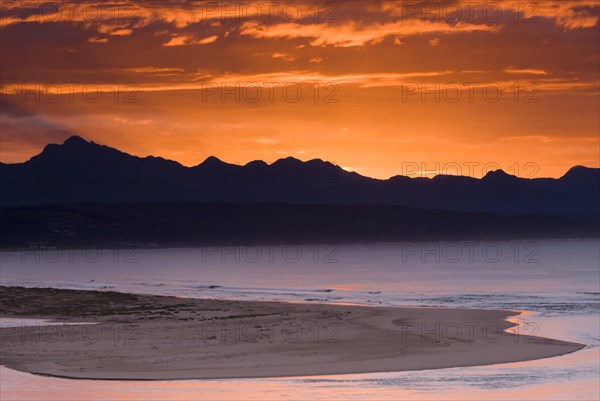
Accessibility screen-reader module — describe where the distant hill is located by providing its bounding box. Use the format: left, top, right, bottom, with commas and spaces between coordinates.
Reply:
1, 136, 599, 216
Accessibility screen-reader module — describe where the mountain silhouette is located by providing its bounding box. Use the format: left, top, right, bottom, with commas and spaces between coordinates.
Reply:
1, 136, 598, 216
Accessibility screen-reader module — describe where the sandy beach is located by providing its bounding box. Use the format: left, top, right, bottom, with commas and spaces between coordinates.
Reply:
0, 286, 585, 380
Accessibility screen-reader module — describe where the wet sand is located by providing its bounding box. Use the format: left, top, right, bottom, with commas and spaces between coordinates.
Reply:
0, 286, 585, 380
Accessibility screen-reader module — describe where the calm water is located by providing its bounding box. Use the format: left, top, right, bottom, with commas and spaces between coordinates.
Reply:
1, 239, 599, 400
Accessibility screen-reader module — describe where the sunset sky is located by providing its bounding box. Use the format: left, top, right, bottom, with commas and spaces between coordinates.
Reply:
1, 0, 598, 179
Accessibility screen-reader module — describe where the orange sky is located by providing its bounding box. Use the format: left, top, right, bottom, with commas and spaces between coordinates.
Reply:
1, 0, 599, 179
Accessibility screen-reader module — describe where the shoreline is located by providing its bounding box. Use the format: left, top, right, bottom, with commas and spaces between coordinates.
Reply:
0, 286, 586, 381
2, 235, 599, 253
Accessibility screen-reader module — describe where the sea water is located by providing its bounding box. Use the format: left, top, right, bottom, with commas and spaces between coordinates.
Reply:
1, 239, 598, 400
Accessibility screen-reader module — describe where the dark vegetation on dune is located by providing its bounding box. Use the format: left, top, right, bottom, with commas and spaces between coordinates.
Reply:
1, 202, 597, 249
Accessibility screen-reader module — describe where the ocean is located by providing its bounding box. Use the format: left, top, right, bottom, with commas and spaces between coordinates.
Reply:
1, 239, 598, 400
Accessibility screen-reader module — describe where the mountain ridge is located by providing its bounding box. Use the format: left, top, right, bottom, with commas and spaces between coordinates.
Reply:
4, 135, 598, 181
10, 135, 597, 180
1, 136, 598, 216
